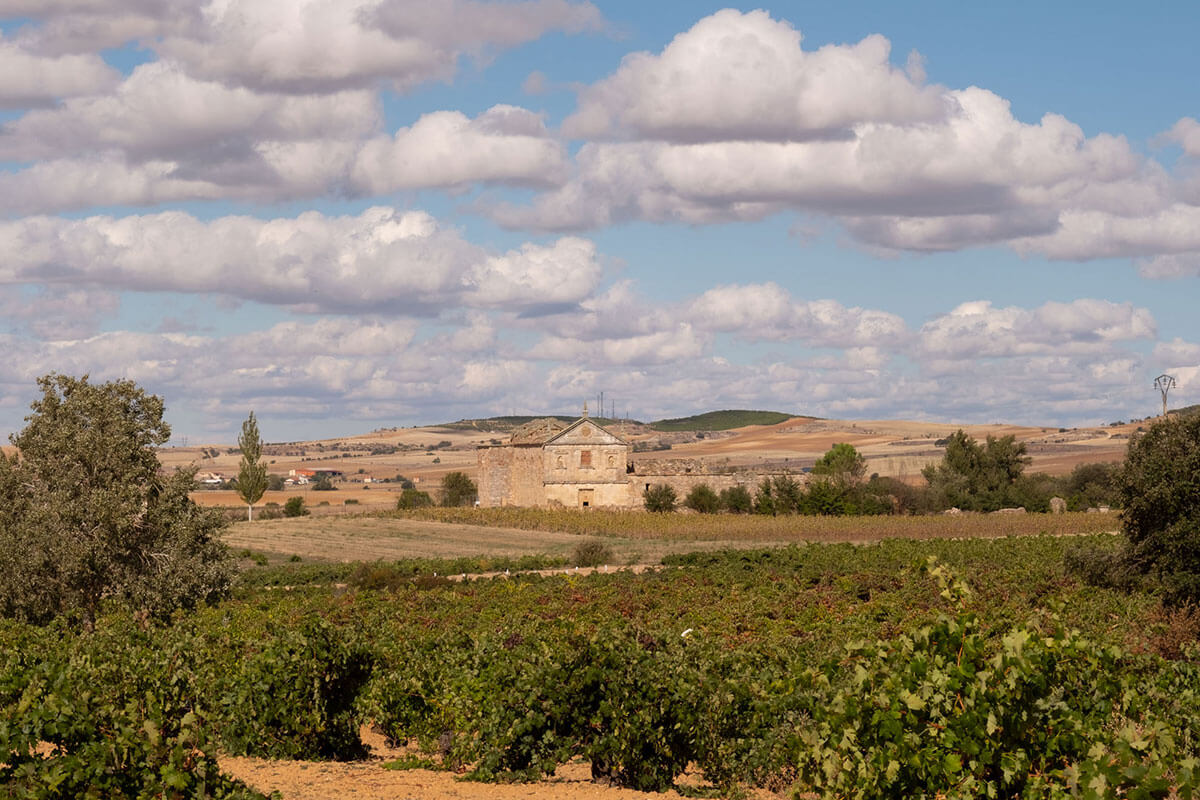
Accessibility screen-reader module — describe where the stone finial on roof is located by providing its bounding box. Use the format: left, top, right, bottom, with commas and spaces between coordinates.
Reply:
583, 401, 588, 418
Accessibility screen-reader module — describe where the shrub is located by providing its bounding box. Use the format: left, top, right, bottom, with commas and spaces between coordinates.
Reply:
397, 488, 434, 510
684, 483, 720, 513
719, 485, 753, 514
573, 539, 613, 567
771, 475, 804, 514
643, 484, 676, 513
283, 496, 309, 517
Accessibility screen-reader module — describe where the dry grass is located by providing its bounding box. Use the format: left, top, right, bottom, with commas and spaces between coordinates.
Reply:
223, 508, 1120, 565
390, 507, 1119, 542
221, 515, 767, 565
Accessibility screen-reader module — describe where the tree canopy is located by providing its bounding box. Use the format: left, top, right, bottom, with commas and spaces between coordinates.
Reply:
811, 443, 867, 486
0, 374, 233, 628
441, 471, 478, 507
922, 430, 1031, 512
1119, 413, 1200, 600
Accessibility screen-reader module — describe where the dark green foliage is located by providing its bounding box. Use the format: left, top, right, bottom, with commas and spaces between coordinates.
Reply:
312, 475, 336, 491
649, 409, 795, 432
0, 621, 266, 799
283, 496, 309, 517
1063, 461, 1122, 511
1107, 413, 1200, 605
267, 473, 285, 491
684, 483, 720, 513
573, 539, 614, 567
213, 618, 375, 760
396, 487, 434, 509
811, 442, 866, 485
770, 476, 804, 514
0, 374, 233, 629
753, 478, 776, 515
719, 485, 753, 513
643, 483, 677, 512
440, 471, 478, 507
798, 478, 851, 516
464, 629, 699, 791
922, 430, 1032, 511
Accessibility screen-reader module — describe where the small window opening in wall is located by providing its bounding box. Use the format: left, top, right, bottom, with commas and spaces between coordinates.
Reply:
645, 483, 650, 491
582, 500, 590, 508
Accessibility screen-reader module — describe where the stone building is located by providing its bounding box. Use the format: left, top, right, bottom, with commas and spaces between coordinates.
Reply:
477, 409, 783, 509
477, 410, 634, 508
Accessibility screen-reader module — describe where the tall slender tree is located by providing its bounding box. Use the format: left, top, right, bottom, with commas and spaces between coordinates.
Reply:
237, 411, 268, 521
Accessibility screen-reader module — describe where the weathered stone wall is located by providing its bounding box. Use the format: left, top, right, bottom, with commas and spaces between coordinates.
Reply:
544, 481, 636, 508
477, 445, 511, 508
477, 445, 544, 507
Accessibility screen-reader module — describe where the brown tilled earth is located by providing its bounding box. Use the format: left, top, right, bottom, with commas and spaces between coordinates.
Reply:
221, 728, 781, 800
165, 416, 1140, 504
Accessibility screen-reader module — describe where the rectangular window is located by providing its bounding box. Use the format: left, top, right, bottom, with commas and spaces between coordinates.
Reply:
580, 450, 592, 467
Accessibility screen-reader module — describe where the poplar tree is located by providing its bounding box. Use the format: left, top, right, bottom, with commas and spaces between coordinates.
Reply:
236, 411, 268, 521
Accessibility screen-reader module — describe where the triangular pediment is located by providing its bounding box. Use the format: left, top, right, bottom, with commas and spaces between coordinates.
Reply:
544, 417, 627, 446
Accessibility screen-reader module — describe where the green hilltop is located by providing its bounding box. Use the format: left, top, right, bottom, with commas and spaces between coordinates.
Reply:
436, 409, 803, 434
648, 410, 800, 432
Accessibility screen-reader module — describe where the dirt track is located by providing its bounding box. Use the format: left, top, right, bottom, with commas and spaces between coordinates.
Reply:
221, 729, 780, 800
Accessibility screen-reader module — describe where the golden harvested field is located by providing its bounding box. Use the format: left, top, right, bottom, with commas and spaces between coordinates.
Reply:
223, 514, 795, 565
224, 508, 1119, 564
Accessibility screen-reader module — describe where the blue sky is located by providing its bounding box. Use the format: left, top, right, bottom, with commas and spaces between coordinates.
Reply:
2, 1, 1199, 442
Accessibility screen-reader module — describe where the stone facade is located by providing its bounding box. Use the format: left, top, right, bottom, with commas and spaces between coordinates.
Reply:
478, 414, 794, 509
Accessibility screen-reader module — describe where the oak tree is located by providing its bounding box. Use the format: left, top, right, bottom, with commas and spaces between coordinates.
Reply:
0, 374, 232, 628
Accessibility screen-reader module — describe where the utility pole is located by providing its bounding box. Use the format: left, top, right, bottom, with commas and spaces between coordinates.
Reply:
1155, 374, 1176, 417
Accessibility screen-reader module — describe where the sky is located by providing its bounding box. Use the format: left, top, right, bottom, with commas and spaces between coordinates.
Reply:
2, 1, 1200, 443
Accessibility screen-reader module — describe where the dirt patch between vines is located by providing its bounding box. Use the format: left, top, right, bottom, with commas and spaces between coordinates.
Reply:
220, 728, 783, 800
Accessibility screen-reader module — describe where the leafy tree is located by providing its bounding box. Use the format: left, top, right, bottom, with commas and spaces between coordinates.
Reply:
643, 484, 677, 512
684, 483, 720, 513
0, 374, 233, 629
1063, 462, 1122, 511
267, 474, 285, 491
396, 488, 434, 509
1117, 413, 1200, 602
718, 485, 753, 514
441, 471, 478, 507
922, 430, 1031, 511
312, 474, 336, 491
236, 412, 268, 521
811, 443, 867, 487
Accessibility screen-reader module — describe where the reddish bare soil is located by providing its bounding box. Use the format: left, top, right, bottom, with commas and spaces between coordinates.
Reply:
220, 728, 780, 800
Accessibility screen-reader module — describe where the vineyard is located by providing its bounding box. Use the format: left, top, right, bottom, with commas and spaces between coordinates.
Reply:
4, 531, 1200, 798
